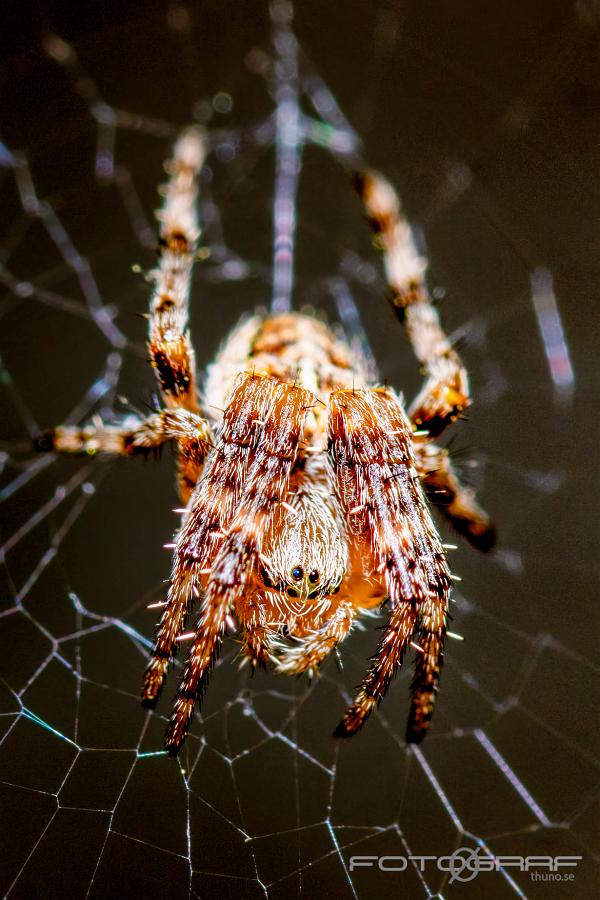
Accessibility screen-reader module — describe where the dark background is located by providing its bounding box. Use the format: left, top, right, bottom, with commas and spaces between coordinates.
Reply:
0, 1, 599, 897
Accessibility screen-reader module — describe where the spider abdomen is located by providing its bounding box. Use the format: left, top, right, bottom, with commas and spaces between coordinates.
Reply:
204, 312, 370, 422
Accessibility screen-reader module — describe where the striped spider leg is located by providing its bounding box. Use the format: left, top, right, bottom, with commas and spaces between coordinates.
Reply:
356, 169, 495, 551
414, 439, 496, 551
34, 126, 212, 503
141, 372, 266, 709
162, 375, 313, 754
329, 388, 452, 743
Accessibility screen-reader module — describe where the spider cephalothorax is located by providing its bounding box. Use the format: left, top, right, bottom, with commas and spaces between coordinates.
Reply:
37, 127, 495, 754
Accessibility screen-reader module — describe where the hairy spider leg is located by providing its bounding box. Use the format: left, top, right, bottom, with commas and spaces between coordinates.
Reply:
164, 377, 313, 754
34, 408, 210, 470
146, 126, 213, 498
328, 388, 451, 740
357, 169, 495, 551
141, 374, 276, 707
148, 126, 203, 414
355, 170, 468, 439
414, 439, 496, 552
34, 127, 213, 501
406, 596, 446, 743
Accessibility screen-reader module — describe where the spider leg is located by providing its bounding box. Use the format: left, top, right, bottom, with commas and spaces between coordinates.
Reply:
148, 126, 204, 414
146, 126, 217, 497
334, 601, 418, 736
34, 408, 211, 502
34, 128, 213, 499
162, 377, 312, 754
356, 170, 469, 439
328, 387, 451, 738
141, 373, 274, 706
274, 600, 356, 675
414, 439, 496, 551
406, 597, 445, 743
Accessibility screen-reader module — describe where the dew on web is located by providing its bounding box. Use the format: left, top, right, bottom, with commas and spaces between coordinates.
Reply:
0, 1, 598, 898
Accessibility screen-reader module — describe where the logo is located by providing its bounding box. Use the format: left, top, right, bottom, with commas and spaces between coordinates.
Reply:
349, 849, 582, 884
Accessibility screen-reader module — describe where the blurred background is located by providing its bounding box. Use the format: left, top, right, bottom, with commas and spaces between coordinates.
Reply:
0, 1, 599, 897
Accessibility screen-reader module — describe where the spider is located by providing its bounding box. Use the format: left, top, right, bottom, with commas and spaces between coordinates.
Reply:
35, 127, 495, 755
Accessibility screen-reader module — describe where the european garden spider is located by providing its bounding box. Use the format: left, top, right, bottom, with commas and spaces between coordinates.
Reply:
36, 127, 494, 754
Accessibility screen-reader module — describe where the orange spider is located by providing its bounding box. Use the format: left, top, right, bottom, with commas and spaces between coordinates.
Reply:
35, 128, 494, 754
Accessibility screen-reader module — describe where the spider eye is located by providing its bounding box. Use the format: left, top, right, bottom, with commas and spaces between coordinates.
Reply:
308, 569, 319, 584
261, 569, 273, 589
291, 566, 303, 581
287, 587, 298, 598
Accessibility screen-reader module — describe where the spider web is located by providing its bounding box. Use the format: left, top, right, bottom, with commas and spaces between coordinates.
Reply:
1, 1, 599, 897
